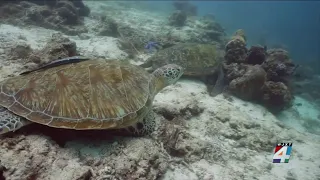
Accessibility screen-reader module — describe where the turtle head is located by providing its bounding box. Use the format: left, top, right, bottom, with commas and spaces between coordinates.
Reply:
152, 64, 184, 93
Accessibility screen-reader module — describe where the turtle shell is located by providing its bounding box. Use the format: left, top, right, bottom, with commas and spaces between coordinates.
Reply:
0, 59, 154, 130
147, 43, 224, 76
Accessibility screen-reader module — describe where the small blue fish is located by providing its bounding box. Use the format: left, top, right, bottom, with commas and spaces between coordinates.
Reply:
145, 41, 159, 53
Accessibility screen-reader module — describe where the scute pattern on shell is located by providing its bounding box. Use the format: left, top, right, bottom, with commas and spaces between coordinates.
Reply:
148, 43, 224, 76
0, 59, 152, 130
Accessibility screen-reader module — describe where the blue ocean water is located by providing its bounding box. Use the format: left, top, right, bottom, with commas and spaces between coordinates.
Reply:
146, 1, 320, 64
197, 1, 320, 63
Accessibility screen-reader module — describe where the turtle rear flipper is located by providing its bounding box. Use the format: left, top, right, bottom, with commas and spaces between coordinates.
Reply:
0, 107, 32, 135
209, 64, 226, 97
20, 56, 90, 75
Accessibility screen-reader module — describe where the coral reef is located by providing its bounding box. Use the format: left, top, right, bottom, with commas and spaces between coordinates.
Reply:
261, 81, 293, 111
232, 29, 247, 43
0, 9, 319, 179
86, 6, 227, 58
8, 42, 32, 60
262, 49, 296, 85
225, 29, 247, 64
172, 0, 197, 16
225, 39, 247, 64
7, 32, 77, 69
0, 135, 93, 180
0, 79, 317, 180
0, 0, 90, 35
28, 33, 77, 65
196, 18, 226, 44
168, 10, 187, 27
223, 29, 295, 112
93, 16, 119, 37
228, 65, 267, 100
117, 25, 159, 58
246, 45, 266, 65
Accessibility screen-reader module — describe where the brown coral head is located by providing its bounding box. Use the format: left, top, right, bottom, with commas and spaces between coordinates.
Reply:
233, 29, 247, 42
261, 81, 293, 112
246, 45, 266, 65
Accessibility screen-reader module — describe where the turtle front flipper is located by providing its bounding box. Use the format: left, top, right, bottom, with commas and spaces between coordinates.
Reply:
0, 107, 32, 135
124, 110, 156, 136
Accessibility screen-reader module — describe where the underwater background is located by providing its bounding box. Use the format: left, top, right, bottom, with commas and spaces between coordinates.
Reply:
0, 0, 319, 179
145, 1, 320, 68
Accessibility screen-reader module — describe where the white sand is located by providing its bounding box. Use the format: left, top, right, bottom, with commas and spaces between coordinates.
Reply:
156, 80, 320, 180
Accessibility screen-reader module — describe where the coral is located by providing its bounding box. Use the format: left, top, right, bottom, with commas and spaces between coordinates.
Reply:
224, 29, 248, 64
69, 0, 90, 16
94, 16, 119, 37
155, 32, 182, 49
8, 42, 32, 60
223, 30, 295, 111
232, 29, 247, 43
55, 1, 80, 25
205, 30, 225, 43
168, 10, 187, 27
202, 20, 225, 34
89, 138, 169, 180
201, 13, 216, 21
225, 39, 247, 64
228, 65, 267, 100
262, 48, 296, 84
0, 135, 92, 180
223, 63, 247, 82
1, 0, 90, 16
166, 19, 227, 47
155, 101, 204, 121
246, 45, 266, 65
0, 0, 90, 35
28, 33, 77, 65
94, 9, 227, 57
261, 81, 293, 111
117, 25, 162, 57
172, 0, 197, 16
197, 19, 226, 43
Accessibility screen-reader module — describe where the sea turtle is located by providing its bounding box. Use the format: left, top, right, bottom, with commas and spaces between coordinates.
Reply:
141, 43, 225, 96
0, 56, 183, 136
